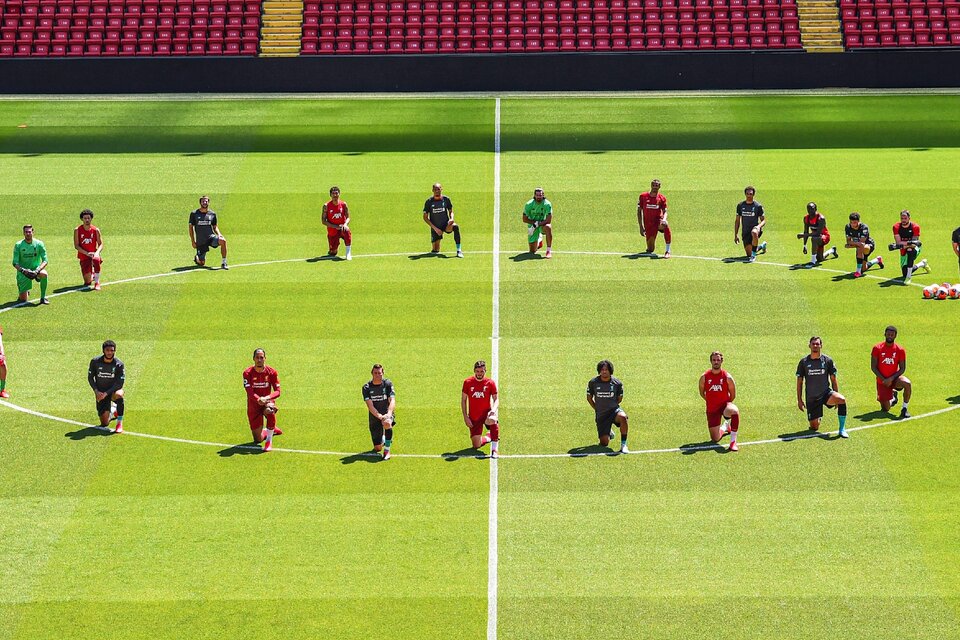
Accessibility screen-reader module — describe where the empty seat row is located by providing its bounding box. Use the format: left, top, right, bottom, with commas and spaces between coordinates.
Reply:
840, 0, 960, 46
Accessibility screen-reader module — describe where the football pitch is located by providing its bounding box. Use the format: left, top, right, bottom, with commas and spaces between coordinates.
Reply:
1, 93, 960, 640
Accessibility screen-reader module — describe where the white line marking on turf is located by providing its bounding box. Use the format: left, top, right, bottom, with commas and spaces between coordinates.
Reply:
487, 96, 501, 640
3, 398, 956, 459
0, 245, 941, 457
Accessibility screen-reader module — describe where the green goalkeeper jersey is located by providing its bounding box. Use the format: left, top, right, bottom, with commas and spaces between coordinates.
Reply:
524, 198, 553, 222
13, 239, 47, 270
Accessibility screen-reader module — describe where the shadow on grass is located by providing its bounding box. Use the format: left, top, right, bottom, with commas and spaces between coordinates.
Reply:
567, 443, 616, 457
622, 252, 659, 260
721, 255, 750, 264
171, 264, 207, 272
509, 252, 544, 262
679, 440, 726, 455
441, 447, 487, 461
831, 272, 857, 282
306, 255, 346, 263
0, 299, 32, 310
878, 277, 909, 288
408, 252, 450, 260
64, 426, 112, 440
217, 441, 264, 457
340, 450, 383, 464
777, 429, 837, 442
947, 395, 960, 405
52, 284, 89, 294
854, 409, 895, 422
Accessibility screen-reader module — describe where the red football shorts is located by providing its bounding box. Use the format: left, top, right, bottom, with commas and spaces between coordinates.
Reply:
817, 231, 831, 245
876, 378, 896, 403
247, 405, 276, 430
469, 416, 493, 437
643, 213, 666, 239
79, 256, 102, 274
327, 229, 352, 253
706, 404, 729, 428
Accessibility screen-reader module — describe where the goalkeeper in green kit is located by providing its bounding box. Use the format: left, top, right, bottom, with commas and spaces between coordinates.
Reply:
12, 225, 50, 305
523, 187, 553, 258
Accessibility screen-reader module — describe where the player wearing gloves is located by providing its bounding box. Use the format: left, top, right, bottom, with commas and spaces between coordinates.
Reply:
12, 225, 49, 304
523, 187, 553, 258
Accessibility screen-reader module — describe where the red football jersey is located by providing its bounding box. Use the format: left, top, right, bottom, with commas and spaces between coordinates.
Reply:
325, 200, 348, 236
872, 342, 905, 379
703, 369, 732, 412
243, 366, 280, 404
638, 192, 667, 219
893, 222, 920, 255
76, 225, 99, 259
462, 376, 498, 421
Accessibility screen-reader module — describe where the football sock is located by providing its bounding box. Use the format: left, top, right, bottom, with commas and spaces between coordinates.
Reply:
620, 436, 627, 446
664, 242, 671, 253
663, 226, 672, 243
93, 271, 100, 284
901, 401, 909, 410
489, 424, 500, 442
452, 224, 461, 245
905, 267, 914, 279
265, 428, 274, 445
345, 246, 351, 258
731, 414, 740, 431
40, 278, 47, 299
730, 429, 738, 444
490, 440, 499, 454
0, 380, 5, 392
115, 398, 125, 419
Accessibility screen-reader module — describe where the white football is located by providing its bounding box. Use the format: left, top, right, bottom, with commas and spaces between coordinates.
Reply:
950, 284, 960, 299
922, 284, 938, 299
936, 284, 950, 300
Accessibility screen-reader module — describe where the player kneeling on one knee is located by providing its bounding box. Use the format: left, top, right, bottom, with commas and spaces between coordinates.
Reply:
88, 340, 125, 433
587, 360, 630, 454
243, 348, 282, 451
363, 363, 396, 460
871, 325, 912, 419
462, 360, 500, 457
699, 351, 740, 452
796, 336, 849, 438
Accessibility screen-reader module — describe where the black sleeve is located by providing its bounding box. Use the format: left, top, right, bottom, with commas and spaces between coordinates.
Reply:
827, 357, 837, 377
362, 383, 371, 401
188, 210, 196, 226
445, 196, 453, 213
88, 359, 97, 390
615, 379, 624, 397
756, 202, 765, 217
386, 380, 395, 397
796, 359, 805, 378
735, 202, 742, 216
106, 360, 125, 395
211, 213, 218, 227
422, 198, 431, 214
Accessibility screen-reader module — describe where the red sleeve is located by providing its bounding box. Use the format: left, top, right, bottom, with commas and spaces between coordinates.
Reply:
913, 223, 920, 237
462, 379, 469, 394
660, 194, 667, 211
898, 346, 907, 363
871, 344, 881, 359
892, 223, 899, 235
243, 369, 257, 401
270, 370, 281, 396
489, 379, 498, 395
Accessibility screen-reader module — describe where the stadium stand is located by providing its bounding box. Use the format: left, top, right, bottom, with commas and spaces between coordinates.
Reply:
0, 0, 260, 56
840, 0, 960, 47
299, 0, 804, 54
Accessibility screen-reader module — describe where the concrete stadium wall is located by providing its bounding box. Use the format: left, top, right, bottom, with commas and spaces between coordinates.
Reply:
1, 49, 959, 93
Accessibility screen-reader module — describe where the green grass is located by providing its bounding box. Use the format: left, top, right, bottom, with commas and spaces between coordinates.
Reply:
1, 95, 959, 640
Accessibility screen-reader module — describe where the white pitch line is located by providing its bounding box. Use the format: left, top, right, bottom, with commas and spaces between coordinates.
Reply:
4, 397, 957, 459
487, 96, 502, 640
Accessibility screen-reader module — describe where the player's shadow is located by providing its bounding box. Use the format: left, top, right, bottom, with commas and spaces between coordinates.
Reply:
340, 450, 383, 464
567, 443, 616, 457
510, 252, 544, 261
877, 277, 908, 288
788, 262, 816, 271
0, 299, 31, 310
217, 441, 265, 456
831, 272, 857, 282
622, 252, 659, 260
306, 255, 346, 262
679, 440, 727, 455
64, 426, 113, 440
777, 429, 837, 442
441, 447, 487, 461
721, 256, 749, 264
854, 410, 894, 421
947, 395, 960, 405
171, 264, 206, 272
408, 252, 450, 260
53, 284, 89, 294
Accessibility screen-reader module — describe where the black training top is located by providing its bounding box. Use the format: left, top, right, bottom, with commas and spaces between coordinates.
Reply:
423, 196, 453, 228
362, 379, 395, 415
88, 356, 125, 394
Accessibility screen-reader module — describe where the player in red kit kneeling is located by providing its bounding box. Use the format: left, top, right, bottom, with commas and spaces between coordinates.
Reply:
699, 351, 741, 452
322, 186, 352, 260
461, 360, 500, 457
74, 209, 103, 290
243, 348, 283, 451
637, 179, 672, 258
871, 325, 912, 419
